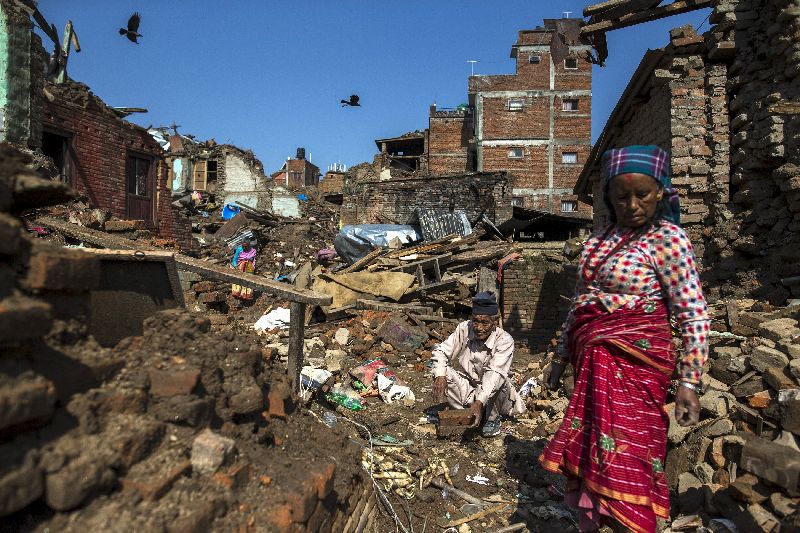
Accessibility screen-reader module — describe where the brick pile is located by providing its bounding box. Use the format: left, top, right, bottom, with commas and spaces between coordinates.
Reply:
0, 143, 373, 532
662, 300, 800, 531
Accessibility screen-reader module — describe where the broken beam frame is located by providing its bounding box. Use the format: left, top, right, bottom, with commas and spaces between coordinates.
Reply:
36, 217, 332, 391
581, 0, 714, 35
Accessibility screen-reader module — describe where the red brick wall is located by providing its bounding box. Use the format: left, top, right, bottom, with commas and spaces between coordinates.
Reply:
481, 145, 548, 189
480, 96, 549, 140
554, 56, 592, 91
428, 115, 471, 174
42, 87, 189, 247
553, 144, 590, 188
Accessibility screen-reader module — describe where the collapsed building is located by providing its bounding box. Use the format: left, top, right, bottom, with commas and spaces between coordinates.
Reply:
0, 1, 190, 247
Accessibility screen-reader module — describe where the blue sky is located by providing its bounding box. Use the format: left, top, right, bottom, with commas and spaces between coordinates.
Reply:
36, 1, 710, 174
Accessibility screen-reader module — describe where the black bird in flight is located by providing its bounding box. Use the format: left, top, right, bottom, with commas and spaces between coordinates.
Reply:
119, 12, 142, 43
341, 94, 360, 107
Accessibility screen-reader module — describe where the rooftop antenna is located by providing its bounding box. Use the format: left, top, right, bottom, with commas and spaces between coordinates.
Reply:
563, 11, 572, 17
467, 60, 477, 76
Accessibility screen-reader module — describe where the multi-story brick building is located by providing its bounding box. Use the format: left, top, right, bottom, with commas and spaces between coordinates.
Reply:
466, 19, 592, 214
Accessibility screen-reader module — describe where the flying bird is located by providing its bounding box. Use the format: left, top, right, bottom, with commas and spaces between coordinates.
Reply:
340, 94, 360, 107
119, 13, 142, 43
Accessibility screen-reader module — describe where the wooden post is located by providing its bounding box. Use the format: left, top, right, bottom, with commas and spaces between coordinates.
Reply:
287, 300, 307, 392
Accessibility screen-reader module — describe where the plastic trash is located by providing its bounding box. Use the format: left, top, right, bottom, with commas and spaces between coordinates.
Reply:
221, 204, 241, 220
300, 367, 333, 390
519, 376, 540, 398
377, 374, 416, 406
322, 411, 338, 427
333, 224, 423, 264
253, 307, 291, 331
326, 392, 364, 411
466, 474, 490, 485
297, 194, 309, 202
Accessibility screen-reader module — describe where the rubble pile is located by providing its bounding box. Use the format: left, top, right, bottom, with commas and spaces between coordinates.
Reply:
1, 144, 374, 533
658, 300, 800, 532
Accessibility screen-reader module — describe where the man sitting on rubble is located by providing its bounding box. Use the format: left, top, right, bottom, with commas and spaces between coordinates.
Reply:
431, 291, 524, 437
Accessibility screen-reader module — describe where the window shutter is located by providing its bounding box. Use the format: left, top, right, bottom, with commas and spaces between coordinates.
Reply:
193, 160, 207, 191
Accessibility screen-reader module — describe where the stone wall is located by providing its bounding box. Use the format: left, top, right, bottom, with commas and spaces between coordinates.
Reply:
340, 171, 514, 227
501, 250, 577, 349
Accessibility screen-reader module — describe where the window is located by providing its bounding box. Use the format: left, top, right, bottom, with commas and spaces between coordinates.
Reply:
562, 99, 579, 111
126, 155, 150, 196
561, 200, 578, 212
508, 147, 524, 159
562, 152, 578, 164
564, 58, 578, 70
192, 159, 218, 191
529, 54, 541, 64
511, 196, 524, 207
507, 99, 524, 112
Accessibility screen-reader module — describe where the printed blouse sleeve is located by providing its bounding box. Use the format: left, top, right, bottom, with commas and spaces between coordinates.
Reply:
651, 224, 710, 384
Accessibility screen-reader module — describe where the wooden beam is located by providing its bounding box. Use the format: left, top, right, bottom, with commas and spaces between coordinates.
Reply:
36, 216, 332, 305
583, 0, 640, 17
581, 0, 713, 34
287, 301, 306, 392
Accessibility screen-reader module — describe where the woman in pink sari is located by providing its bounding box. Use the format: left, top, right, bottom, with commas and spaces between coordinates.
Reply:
541, 145, 709, 533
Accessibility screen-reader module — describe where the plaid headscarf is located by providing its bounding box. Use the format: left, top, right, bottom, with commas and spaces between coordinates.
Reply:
601, 145, 680, 225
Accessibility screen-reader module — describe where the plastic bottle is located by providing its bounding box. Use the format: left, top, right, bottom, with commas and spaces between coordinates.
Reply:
322, 411, 338, 427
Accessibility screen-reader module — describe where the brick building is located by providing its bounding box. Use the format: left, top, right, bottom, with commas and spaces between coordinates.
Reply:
270, 147, 321, 190
427, 105, 473, 175
576, 1, 800, 304
467, 19, 593, 215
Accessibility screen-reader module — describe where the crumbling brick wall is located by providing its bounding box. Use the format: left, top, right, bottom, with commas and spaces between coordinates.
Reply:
587, 4, 798, 302
40, 80, 190, 247
340, 171, 514, 226
428, 108, 472, 174
501, 251, 577, 349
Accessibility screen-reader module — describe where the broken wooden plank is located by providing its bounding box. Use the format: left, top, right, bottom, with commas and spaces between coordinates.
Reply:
338, 247, 387, 274
355, 299, 434, 315
287, 301, 306, 392
37, 216, 332, 305
450, 244, 512, 265
408, 313, 460, 324
389, 253, 452, 273
581, 0, 713, 34
584, 0, 644, 16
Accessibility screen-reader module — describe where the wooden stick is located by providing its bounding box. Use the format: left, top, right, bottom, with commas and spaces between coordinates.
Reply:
487, 524, 527, 533
287, 301, 306, 392
444, 504, 509, 527
430, 478, 483, 506
581, 0, 713, 34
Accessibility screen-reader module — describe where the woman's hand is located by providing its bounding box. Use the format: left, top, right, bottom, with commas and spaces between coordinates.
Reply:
675, 385, 700, 426
546, 360, 568, 390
